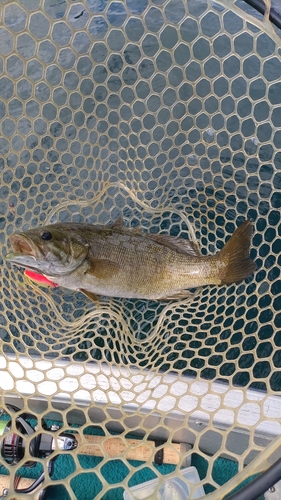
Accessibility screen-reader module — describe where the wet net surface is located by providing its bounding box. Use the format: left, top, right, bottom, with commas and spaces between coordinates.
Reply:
0, 0, 281, 498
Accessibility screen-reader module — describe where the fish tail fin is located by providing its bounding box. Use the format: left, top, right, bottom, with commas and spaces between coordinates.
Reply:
216, 220, 255, 285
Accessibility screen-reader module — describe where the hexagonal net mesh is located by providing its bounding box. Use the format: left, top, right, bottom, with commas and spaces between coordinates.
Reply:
0, 0, 281, 498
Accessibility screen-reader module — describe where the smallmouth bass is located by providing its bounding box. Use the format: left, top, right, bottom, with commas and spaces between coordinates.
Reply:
6, 219, 255, 302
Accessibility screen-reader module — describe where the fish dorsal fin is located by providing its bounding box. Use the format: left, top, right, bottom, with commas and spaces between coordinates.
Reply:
130, 226, 143, 235
147, 233, 201, 256
87, 259, 120, 280
108, 217, 124, 229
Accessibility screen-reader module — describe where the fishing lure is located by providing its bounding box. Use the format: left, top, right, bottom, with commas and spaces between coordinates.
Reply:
24, 270, 58, 288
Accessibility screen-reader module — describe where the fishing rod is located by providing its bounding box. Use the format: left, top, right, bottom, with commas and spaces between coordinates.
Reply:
0, 404, 187, 498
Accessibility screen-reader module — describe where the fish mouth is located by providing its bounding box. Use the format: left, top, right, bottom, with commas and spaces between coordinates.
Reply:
9, 234, 39, 257
6, 234, 43, 270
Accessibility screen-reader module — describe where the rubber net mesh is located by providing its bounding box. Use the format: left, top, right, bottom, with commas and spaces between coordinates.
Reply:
0, 0, 281, 498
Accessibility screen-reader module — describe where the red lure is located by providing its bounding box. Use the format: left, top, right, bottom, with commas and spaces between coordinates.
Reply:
24, 270, 58, 288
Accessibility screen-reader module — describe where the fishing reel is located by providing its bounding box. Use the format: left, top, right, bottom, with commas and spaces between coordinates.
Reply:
0, 405, 77, 495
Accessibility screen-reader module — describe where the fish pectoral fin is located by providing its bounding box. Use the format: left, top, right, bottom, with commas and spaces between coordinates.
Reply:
80, 289, 101, 303
155, 290, 193, 301
147, 233, 201, 256
88, 259, 120, 279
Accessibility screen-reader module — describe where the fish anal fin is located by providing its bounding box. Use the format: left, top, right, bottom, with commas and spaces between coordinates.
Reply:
80, 289, 100, 302
155, 290, 193, 301
187, 239, 201, 256
148, 233, 200, 256
87, 259, 120, 279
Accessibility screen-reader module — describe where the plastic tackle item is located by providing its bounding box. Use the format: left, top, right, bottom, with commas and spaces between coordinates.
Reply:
123, 466, 205, 500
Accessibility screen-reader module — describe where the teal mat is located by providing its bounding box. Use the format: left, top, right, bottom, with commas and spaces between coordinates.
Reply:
1, 455, 265, 499
1, 447, 263, 499
0, 418, 264, 499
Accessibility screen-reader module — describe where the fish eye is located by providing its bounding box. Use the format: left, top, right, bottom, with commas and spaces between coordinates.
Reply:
41, 231, 52, 241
